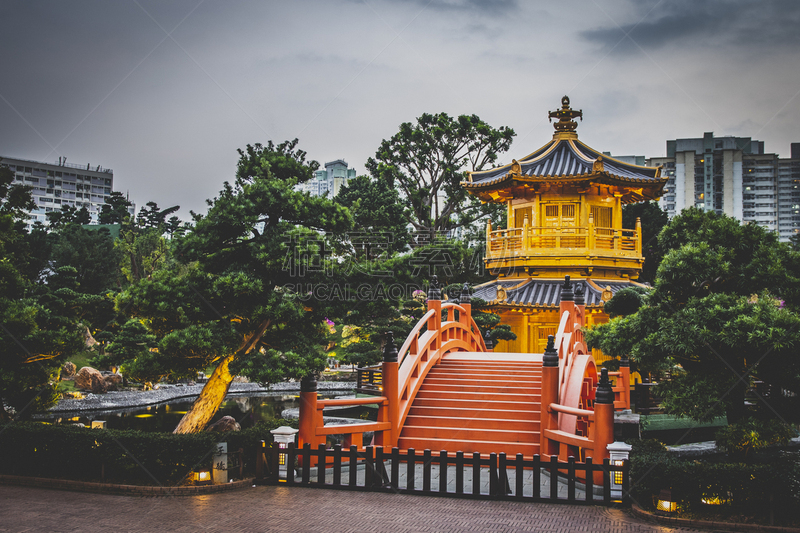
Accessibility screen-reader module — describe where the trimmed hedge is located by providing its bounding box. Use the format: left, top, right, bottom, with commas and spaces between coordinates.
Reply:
0, 419, 298, 485
630, 439, 800, 524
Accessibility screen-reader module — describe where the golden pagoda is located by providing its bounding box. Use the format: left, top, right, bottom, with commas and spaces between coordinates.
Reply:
464, 96, 667, 361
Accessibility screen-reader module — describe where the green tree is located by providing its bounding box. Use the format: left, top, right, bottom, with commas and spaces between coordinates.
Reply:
98, 191, 133, 224
335, 175, 410, 257
586, 208, 800, 423
45, 204, 91, 229
117, 227, 172, 284
0, 161, 88, 420
135, 201, 180, 230
329, 298, 426, 368
48, 225, 120, 295
115, 140, 352, 433
365, 113, 515, 242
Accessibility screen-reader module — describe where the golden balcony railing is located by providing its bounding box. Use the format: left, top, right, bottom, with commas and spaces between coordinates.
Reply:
484, 220, 643, 272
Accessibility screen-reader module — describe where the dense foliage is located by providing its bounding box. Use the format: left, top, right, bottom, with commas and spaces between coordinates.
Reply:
0, 161, 93, 420
0, 420, 297, 484
110, 140, 352, 432
365, 112, 514, 242
629, 439, 800, 525
587, 208, 800, 423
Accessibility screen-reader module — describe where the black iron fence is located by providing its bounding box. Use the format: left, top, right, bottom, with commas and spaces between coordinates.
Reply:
256, 442, 630, 506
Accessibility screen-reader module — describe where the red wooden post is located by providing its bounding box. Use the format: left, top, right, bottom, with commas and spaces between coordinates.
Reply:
540, 335, 560, 459
298, 375, 321, 465
592, 368, 615, 484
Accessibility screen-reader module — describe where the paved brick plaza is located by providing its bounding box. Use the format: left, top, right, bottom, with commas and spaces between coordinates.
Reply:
0, 484, 704, 532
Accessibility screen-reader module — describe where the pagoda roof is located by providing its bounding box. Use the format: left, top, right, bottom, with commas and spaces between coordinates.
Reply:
473, 278, 647, 308
462, 97, 666, 202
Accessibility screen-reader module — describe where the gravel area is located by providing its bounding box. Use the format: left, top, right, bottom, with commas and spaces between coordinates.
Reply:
47, 380, 355, 415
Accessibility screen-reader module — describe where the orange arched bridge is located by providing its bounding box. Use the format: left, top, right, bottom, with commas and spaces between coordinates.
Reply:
298, 277, 630, 466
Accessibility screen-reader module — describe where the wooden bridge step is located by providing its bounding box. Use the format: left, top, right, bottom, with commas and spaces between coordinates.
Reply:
415, 390, 538, 402
425, 371, 541, 381
401, 425, 538, 441
437, 359, 542, 366
397, 437, 540, 457
404, 415, 538, 432
412, 397, 540, 410
422, 379, 539, 390
408, 405, 540, 421
436, 361, 541, 368
433, 365, 541, 373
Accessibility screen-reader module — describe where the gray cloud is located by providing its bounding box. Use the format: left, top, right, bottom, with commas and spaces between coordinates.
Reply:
581, 0, 800, 55
371, 0, 518, 15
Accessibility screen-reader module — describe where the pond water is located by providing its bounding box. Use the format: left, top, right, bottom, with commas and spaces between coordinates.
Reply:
38, 391, 355, 432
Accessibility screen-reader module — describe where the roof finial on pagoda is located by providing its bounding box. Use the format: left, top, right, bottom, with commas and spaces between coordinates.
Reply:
548, 95, 583, 137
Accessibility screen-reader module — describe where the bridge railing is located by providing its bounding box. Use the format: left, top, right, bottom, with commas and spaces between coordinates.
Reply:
392, 299, 486, 443
298, 288, 486, 454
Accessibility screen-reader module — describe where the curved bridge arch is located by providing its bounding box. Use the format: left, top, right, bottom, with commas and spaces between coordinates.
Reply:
394, 301, 486, 435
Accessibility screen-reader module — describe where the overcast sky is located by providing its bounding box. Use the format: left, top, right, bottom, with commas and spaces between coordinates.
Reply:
2, 0, 799, 218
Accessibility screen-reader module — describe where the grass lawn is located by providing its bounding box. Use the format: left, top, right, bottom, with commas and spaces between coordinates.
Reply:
64, 350, 95, 371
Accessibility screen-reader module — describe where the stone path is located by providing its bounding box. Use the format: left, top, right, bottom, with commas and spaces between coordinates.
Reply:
0, 483, 704, 533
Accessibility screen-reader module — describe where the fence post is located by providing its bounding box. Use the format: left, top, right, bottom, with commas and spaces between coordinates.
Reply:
382, 331, 399, 449
256, 439, 265, 483
541, 335, 560, 458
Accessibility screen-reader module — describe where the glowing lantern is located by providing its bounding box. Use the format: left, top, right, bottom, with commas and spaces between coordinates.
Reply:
193, 469, 212, 485
270, 426, 299, 481
656, 489, 677, 514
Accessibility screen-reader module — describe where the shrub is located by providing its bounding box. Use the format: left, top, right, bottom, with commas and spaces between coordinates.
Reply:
629, 438, 800, 525
714, 418, 795, 460
0, 418, 299, 485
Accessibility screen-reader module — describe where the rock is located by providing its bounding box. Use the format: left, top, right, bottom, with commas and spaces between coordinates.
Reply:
206, 416, 241, 432
75, 367, 108, 394
82, 326, 98, 348
103, 373, 123, 391
62, 362, 76, 379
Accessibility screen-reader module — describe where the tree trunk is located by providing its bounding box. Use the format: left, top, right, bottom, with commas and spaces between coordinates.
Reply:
725, 379, 747, 424
173, 319, 270, 434
172, 353, 236, 434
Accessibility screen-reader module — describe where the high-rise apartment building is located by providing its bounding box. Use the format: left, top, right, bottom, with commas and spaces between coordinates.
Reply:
649, 133, 800, 241
302, 159, 356, 197
1, 155, 117, 230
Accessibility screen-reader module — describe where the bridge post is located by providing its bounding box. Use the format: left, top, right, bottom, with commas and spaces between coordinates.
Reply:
381, 331, 399, 450
427, 276, 442, 350
540, 335, 559, 458
298, 375, 321, 461
592, 368, 615, 471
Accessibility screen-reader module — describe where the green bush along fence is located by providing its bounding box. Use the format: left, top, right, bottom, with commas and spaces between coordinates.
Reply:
630, 440, 800, 524
0, 419, 298, 485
